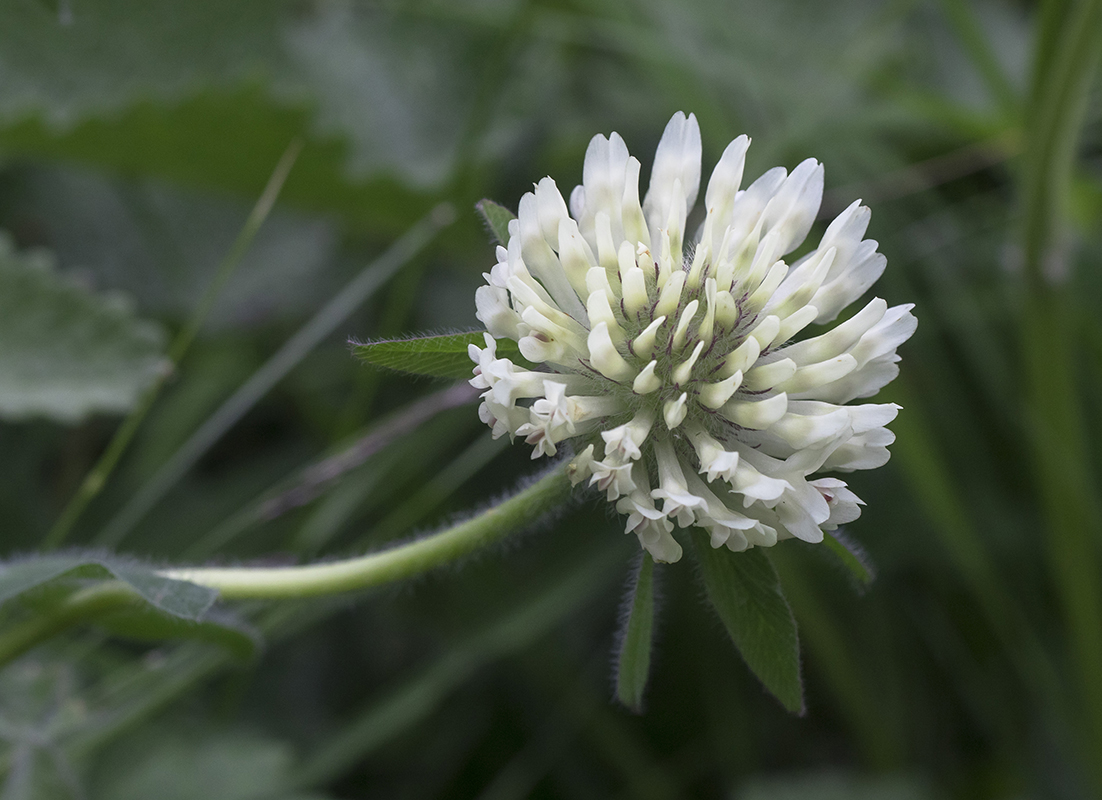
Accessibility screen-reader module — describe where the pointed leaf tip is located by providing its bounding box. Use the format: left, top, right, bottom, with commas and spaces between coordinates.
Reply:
824, 531, 875, 588
476, 199, 517, 246
352, 331, 535, 379
615, 553, 657, 712
689, 532, 804, 713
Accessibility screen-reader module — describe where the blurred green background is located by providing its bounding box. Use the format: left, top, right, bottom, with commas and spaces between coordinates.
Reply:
2, 0, 1101, 797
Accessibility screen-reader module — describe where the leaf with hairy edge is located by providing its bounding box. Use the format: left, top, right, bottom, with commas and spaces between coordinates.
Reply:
0, 232, 166, 423
476, 199, 516, 246
824, 531, 875, 587
351, 332, 535, 380
615, 553, 656, 712
0, 553, 217, 621
689, 531, 804, 713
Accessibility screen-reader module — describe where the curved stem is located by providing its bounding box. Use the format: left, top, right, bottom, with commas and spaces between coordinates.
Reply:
0, 467, 573, 668
161, 465, 571, 599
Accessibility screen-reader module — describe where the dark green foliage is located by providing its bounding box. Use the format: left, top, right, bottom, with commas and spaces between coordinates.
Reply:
1, 0, 1102, 797
615, 553, 656, 712
690, 534, 804, 714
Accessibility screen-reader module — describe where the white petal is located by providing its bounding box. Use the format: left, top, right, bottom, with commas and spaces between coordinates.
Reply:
517, 192, 587, 320
721, 392, 788, 429
622, 156, 650, 249
775, 354, 858, 394
633, 360, 662, 394
723, 167, 787, 265
587, 322, 635, 382
699, 369, 743, 409
601, 410, 655, 461
769, 406, 851, 450
742, 357, 797, 391
701, 135, 751, 255
780, 297, 887, 364
567, 443, 596, 485
759, 158, 824, 256
643, 112, 702, 243
475, 285, 522, 340
663, 392, 689, 430
585, 288, 624, 344
620, 245, 650, 317
654, 268, 687, 317
556, 217, 596, 297
632, 316, 667, 359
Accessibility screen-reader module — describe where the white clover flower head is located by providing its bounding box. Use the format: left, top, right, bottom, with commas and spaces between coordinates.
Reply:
471, 112, 916, 563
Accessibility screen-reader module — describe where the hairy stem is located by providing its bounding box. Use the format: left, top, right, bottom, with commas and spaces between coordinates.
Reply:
163, 465, 571, 599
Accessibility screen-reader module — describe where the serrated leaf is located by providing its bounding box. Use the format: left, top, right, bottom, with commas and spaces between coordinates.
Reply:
0, 232, 166, 423
615, 553, 656, 712
824, 531, 875, 587
351, 331, 534, 380
689, 532, 803, 713
476, 199, 516, 246
0, 553, 217, 621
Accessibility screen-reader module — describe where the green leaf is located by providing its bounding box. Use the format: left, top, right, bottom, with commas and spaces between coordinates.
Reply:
475, 199, 516, 246
351, 331, 534, 380
95, 606, 261, 661
824, 531, 875, 587
0, 232, 166, 423
615, 553, 656, 712
0, 553, 217, 621
689, 532, 804, 713
0, 1, 483, 196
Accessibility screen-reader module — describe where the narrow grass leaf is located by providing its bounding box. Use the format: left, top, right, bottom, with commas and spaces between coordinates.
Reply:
689, 531, 803, 713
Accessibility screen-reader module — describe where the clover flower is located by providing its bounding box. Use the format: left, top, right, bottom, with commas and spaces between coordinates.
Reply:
470, 112, 915, 563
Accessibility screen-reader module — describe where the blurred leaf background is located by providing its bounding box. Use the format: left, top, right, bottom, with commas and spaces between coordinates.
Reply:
1, 0, 1101, 797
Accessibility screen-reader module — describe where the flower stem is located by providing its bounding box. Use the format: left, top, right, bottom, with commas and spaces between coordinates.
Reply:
162, 465, 571, 599
0, 467, 573, 668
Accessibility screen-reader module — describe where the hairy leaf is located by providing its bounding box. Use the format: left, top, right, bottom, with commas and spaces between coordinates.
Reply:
690, 532, 803, 713
824, 531, 875, 587
352, 332, 534, 379
476, 199, 517, 246
0, 553, 217, 621
615, 553, 656, 712
0, 233, 166, 423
